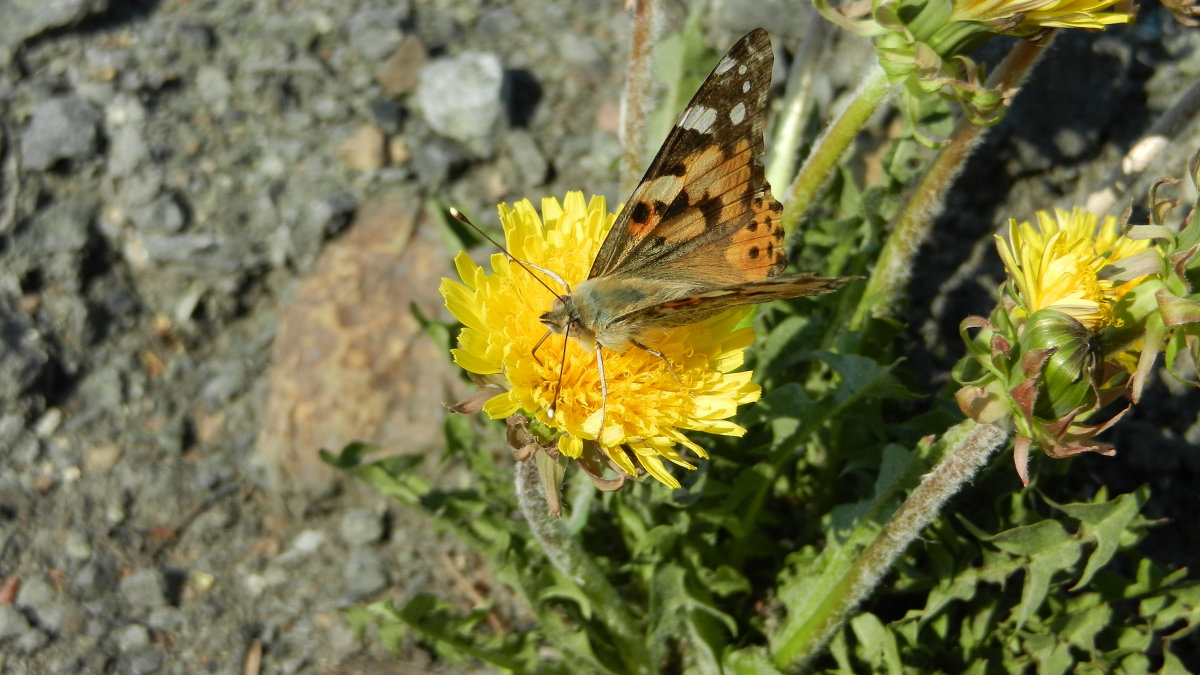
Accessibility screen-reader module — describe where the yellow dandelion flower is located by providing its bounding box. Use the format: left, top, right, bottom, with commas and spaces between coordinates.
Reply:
952, 0, 1134, 32
995, 207, 1151, 331
440, 193, 762, 489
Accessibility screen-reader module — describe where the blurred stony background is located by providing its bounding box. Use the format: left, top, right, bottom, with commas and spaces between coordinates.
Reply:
0, 0, 1197, 672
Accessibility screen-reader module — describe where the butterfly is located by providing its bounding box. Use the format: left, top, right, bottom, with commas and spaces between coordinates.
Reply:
531, 28, 855, 433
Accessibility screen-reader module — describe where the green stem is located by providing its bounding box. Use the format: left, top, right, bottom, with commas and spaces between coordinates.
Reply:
782, 63, 893, 235
515, 460, 654, 672
772, 419, 1009, 669
765, 18, 830, 191
849, 37, 1054, 330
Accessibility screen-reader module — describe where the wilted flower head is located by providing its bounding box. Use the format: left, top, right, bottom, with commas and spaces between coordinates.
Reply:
956, 206, 1159, 484
440, 193, 762, 489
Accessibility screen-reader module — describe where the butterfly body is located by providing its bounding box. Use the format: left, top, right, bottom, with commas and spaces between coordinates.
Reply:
540, 28, 854, 378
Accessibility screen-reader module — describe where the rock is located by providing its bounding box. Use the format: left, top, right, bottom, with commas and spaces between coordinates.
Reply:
387, 136, 411, 166
15, 575, 55, 611
417, 52, 505, 155
275, 529, 325, 565
333, 124, 385, 172
506, 130, 548, 187
339, 509, 383, 546
118, 569, 165, 609
342, 548, 389, 600
376, 35, 427, 97
118, 650, 163, 675
128, 193, 189, 235
252, 191, 456, 499
20, 96, 103, 171
0, 0, 111, 66
345, 9, 406, 61
71, 557, 117, 600
0, 604, 32, 639
116, 623, 150, 652
0, 297, 50, 403
195, 65, 233, 116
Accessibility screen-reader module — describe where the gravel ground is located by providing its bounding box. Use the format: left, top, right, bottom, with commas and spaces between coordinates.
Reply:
0, 0, 1197, 673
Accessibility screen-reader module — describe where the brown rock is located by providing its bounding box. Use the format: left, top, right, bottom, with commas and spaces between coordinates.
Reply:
254, 190, 458, 499
376, 36, 428, 97
333, 124, 385, 172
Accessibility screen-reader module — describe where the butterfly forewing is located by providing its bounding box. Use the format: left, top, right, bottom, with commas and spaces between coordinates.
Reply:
588, 28, 787, 287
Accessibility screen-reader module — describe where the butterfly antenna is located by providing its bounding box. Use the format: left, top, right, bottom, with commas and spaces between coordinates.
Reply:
546, 324, 570, 420
449, 208, 568, 300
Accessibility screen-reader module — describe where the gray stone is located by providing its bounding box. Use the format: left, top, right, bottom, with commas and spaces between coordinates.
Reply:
417, 52, 505, 156
28, 196, 96, 255
119, 569, 165, 608
0, 297, 50, 401
0, 0, 111, 65
128, 193, 188, 234
14, 626, 49, 654
506, 130, 548, 187
341, 548, 389, 600
345, 9, 405, 61
196, 66, 233, 116
20, 96, 103, 171
0, 604, 32, 640
116, 623, 150, 652
120, 650, 164, 675
107, 123, 148, 178
338, 508, 384, 546
16, 575, 55, 611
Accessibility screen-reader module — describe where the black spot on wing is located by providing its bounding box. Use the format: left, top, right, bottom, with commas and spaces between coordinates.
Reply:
661, 190, 691, 221
631, 201, 651, 225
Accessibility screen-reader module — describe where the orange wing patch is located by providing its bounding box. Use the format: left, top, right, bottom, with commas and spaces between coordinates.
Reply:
725, 190, 786, 280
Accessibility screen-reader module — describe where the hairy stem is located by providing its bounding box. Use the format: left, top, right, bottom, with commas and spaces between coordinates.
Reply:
782, 62, 893, 235
620, 0, 661, 195
773, 420, 1010, 669
515, 459, 653, 671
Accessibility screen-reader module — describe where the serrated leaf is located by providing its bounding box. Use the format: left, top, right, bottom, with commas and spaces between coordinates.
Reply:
1051, 488, 1147, 590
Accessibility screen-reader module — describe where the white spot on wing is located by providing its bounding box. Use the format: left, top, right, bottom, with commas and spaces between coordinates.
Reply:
738, 64, 748, 75
680, 106, 717, 133
729, 102, 746, 126
742, 80, 751, 93
714, 56, 735, 75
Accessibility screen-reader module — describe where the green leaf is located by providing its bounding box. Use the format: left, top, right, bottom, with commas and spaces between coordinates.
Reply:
1052, 488, 1148, 590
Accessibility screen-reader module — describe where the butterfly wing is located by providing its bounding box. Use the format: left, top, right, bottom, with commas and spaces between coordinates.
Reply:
615, 274, 854, 329
589, 28, 787, 287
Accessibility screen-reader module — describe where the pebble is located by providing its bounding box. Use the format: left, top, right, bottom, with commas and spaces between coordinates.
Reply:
128, 193, 189, 235
72, 558, 116, 600
376, 35, 427, 97
416, 52, 505, 156
20, 96, 103, 171
65, 530, 92, 560
0, 604, 32, 639
345, 8, 405, 61
338, 508, 383, 546
505, 130, 548, 187
333, 124, 385, 172
84, 443, 123, 474
0, 0, 112, 65
116, 623, 150, 652
341, 548, 389, 600
118, 569, 166, 608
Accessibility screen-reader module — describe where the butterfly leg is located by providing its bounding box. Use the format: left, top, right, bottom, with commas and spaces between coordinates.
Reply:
631, 340, 685, 387
530, 330, 551, 366
594, 342, 608, 444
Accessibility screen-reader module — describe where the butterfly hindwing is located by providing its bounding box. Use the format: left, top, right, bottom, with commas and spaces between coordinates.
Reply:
588, 28, 785, 287
614, 274, 853, 329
